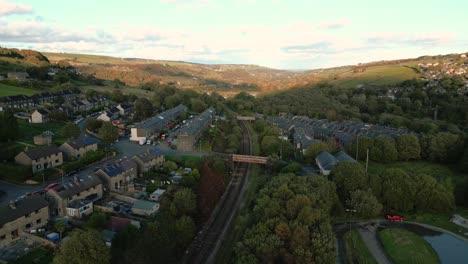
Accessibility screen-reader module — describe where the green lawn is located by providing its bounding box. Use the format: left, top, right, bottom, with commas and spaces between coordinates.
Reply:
343, 230, 377, 264
379, 228, 439, 264
330, 64, 420, 89
406, 209, 468, 237
17, 119, 66, 145
0, 82, 38, 96
12, 247, 54, 264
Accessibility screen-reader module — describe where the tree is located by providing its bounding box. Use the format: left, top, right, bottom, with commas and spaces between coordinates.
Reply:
370, 137, 398, 163
111, 225, 139, 264
170, 188, 196, 217
190, 98, 207, 113
54, 221, 66, 239
98, 122, 118, 145
174, 215, 196, 247
61, 123, 81, 139
349, 189, 382, 218
380, 168, 415, 212
53, 229, 110, 264
85, 119, 103, 132
423, 132, 463, 163
134, 98, 153, 120
260, 135, 280, 156
396, 134, 421, 161
304, 141, 333, 164
330, 162, 368, 201
86, 212, 107, 229
164, 160, 178, 171
0, 109, 18, 142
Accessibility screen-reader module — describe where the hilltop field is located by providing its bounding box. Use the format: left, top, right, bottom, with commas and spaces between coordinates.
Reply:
0, 46, 465, 97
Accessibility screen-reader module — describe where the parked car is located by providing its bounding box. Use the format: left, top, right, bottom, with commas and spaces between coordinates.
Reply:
45, 183, 59, 192
386, 213, 404, 222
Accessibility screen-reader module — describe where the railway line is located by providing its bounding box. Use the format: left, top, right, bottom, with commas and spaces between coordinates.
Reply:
183, 120, 252, 264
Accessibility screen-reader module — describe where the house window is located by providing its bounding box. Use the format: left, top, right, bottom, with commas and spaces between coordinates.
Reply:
0, 235, 5, 240
76, 192, 80, 197
11, 230, 18, 239
55, 159, 59, 163
25, 213, 30, 218
36, 164, 41, 169
68, 208, 75, 216
35, 210, 39, 214
25, 223, 32, 229
36, 218, 42, 224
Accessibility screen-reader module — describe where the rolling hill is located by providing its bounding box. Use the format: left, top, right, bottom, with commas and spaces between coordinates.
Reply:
1, 46, 466, 96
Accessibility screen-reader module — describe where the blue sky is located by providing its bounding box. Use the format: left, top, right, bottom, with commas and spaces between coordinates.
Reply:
0, 0, 467, 69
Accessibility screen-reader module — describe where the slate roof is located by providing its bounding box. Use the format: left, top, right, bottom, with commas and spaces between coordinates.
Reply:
316, 151, 337, 171
67, 199, 92, 209
100, 158, 136, 177
22, 145, 61, 160
136, 104, 187, 130
334, 151, 356, 163
266, 114, 417, 147
65, 137, 98, 150
0, 194, 49, 227
50, 175, 102, 199
34, 109, 49, 115
177, 107, 214, 136
132, 200, 158, 211
134, 150, 162, 163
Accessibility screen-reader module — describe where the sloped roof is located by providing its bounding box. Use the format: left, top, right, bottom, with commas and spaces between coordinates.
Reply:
50, 175, 102, 199
0, 194, 48, 227
21, 145, 61, 160
334, 151, 356, 163
315, 151, 337, 171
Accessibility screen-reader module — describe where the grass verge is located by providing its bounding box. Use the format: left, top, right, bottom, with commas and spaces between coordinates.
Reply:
343, 229, 377, 264
379, 227, 439, 264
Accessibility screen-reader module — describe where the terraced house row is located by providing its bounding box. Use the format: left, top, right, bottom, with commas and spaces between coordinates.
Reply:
267, 113, 416, 153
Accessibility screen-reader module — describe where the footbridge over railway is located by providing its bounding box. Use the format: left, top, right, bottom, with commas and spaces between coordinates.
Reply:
231, 154, 268, 164
210, 152, 269, 165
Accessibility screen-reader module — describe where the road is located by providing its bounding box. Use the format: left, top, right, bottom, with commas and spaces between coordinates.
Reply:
183, 120, 252, 264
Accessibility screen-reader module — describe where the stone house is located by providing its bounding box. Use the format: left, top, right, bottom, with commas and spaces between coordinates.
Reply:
46, 175, 103, 218
96, 158, 138, 192
132, 149, 165, 174
59, 137, 98, 159
15, 145, 63, 173
0, 195, 49, 247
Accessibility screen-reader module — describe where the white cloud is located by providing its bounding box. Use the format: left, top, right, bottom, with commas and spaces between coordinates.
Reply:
317, 19, 351, 30
0, 0, 33, 16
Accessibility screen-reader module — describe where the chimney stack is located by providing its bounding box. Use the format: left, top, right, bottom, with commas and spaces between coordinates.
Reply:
9, 200, 16, 209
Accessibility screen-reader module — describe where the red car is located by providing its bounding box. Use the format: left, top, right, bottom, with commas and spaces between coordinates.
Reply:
45, 183, 59, 192
386, 214, 404, 222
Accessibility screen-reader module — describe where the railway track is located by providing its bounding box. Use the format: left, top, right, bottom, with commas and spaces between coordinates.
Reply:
183, 120, 252, 264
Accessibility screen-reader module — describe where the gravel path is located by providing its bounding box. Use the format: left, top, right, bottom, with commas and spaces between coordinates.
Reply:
357, 225, 393, 264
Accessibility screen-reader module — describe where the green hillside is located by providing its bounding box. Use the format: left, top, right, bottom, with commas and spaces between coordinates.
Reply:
0, 83, 38, 96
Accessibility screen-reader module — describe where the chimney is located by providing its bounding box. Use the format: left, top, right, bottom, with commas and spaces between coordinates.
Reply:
9, 200, 16, 209
74, 177, 79, 184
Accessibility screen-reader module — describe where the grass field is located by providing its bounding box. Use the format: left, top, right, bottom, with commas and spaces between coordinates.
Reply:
379, 228, 439, 264
330, 64, 420, 89
343, 230, 377, 264
406, 209, 468, 237
0, 82, 38, 96
17, 119, 66, 145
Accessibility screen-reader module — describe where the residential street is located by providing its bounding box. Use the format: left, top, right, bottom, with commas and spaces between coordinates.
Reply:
0, 126, 208, 207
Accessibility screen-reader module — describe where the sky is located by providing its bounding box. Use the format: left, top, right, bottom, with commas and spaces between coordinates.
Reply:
0, 0, 467, 69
